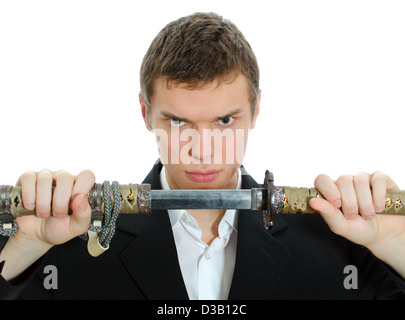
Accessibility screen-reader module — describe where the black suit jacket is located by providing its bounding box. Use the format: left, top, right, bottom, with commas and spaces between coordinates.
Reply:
1, 161, 405, 299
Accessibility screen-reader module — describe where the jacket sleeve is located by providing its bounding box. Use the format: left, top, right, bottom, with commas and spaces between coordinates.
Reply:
378, 262, 405, 299
0, 236, 49, 300
350, 242, 405, 299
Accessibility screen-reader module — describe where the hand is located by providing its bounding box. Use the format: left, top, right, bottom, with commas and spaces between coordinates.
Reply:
309, 172, 405, 277
14, 169, 95, 247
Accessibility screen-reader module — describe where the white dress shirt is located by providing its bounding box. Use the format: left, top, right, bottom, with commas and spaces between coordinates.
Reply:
160, 168, 241, 300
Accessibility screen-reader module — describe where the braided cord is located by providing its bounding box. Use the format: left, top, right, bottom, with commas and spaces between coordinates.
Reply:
0, 181, 121, 246
98, 181, 121, 249
79, 181, 121, 250
0, 221, 18, 237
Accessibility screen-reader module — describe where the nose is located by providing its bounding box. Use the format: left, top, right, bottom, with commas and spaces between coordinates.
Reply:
187, 128, 213, 164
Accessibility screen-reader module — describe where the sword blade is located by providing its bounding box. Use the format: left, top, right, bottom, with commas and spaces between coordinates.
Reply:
150, 189, 265, 210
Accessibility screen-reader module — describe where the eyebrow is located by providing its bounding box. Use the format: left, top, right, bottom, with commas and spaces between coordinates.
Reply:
159, 108, 245, 122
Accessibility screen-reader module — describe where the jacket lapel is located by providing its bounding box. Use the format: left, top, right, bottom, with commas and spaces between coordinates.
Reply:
118, 210, 189, 299
116, 161, 189, 299
228, 169, 292, 300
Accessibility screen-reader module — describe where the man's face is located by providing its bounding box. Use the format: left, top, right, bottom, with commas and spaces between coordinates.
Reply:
140, 73, 260, 190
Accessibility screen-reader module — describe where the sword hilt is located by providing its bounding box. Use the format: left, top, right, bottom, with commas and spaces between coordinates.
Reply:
0, 183, 152, 222
263, 170, 405, 229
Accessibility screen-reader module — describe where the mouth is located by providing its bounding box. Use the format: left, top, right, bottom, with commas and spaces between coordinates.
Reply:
185, 170, 221, 183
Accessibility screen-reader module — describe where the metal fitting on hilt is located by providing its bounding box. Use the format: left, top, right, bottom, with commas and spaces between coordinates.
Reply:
0, 186, 12, 217
0, 185, 18, 236
262, 170, 284, 229
262, 171, 329, 229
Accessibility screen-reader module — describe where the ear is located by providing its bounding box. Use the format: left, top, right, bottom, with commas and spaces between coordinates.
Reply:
250, 90, 261, 130
139, 93, 152, 131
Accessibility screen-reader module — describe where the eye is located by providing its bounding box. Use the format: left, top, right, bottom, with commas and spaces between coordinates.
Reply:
169, 119, 186, 127
217, 117, 235, 126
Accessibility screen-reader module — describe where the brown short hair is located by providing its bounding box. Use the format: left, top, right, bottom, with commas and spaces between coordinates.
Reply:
140, 12, 260, 115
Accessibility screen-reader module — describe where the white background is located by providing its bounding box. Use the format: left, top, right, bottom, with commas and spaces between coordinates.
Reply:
0, 0, 404, 188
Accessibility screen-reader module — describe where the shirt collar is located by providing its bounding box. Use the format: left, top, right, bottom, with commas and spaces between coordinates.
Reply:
160, 167, 242, 229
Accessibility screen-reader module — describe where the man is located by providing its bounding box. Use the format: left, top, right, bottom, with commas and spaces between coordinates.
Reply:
0, 12, 404, 300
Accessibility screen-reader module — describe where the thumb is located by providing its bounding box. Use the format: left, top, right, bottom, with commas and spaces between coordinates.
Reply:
309, 198, 348, 236
69, 193, 91, 236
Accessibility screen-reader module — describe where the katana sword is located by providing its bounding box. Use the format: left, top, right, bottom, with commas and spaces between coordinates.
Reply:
1, 171, 405, 231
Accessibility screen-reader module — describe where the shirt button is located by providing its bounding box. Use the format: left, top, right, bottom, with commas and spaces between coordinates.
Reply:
184, 217, 191, 223
205, 253, 211, 260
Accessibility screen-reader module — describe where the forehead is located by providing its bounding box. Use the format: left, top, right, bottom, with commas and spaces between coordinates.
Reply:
150, 74, 251, 120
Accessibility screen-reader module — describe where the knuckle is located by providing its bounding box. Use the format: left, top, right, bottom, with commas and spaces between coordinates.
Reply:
80, 169, 96, 181
342, 203, 358, 215
371, 171, 387, 184
37, 169, 54, 181
55, 169, 69, 177
361, 205, 375, 216
36, 203, 51, 215
373, 170, 386, 177
314, 173, 329, 181
52, 203, 68, 216
17, 171, 36, 186
55, 170, 74, 183
314, 174, 330, 186
21, 170, 36, 180
336, 174, 353, 186
353, 173, 370, 187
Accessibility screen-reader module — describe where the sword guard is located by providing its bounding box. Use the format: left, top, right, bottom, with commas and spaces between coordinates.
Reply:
263, 170, 275, 230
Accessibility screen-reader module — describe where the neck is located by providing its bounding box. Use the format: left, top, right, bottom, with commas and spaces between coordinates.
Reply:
164, 167, 240, 245
187, 209, 226, 245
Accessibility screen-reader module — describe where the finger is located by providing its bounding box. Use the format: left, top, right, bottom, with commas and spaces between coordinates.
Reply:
35, 170, 54, 219
17, 171, 36, 211
52, 170, 75, 218
353, 173, 375, 220
314, 174, 342, 208
69, 193, 92, 236
371, 171, 399, 213
336, 175, 359, 219
71, 170, 96, 198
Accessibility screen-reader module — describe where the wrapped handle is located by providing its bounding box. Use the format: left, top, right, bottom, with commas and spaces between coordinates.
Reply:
0, 183, 151, 220
262, 170, 405, 230
276, 186, 405, 216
